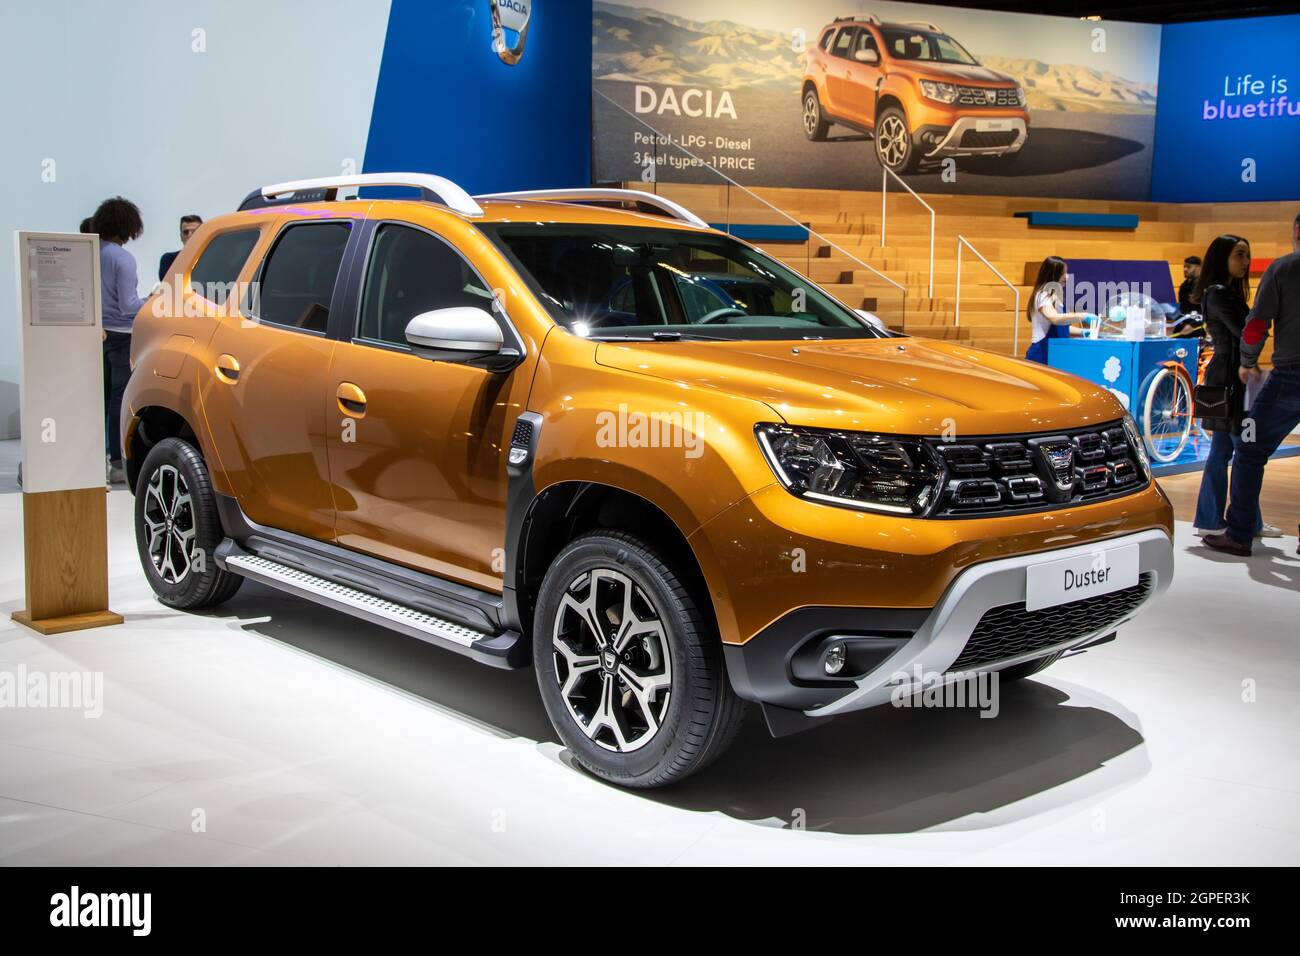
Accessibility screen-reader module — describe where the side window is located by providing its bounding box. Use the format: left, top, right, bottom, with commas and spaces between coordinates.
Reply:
831, 27, 857, 59
252, 221, 351, 334
856, 29, 879, 59
190, 229, 259, 305
818, 28, 834, 51
358, 224, 494, 348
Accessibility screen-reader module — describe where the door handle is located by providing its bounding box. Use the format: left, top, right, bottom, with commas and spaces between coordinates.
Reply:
215, 354, 240, 384
336, 382, 367, 417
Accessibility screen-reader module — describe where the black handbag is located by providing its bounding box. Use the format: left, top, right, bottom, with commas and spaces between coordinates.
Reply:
1193, 383, 1230, 422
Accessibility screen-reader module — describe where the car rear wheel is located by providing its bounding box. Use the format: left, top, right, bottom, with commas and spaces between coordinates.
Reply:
533, 531, 746, 788
875, 107, 919, 173
803, 88, 830, 141
134, 437, 243, 609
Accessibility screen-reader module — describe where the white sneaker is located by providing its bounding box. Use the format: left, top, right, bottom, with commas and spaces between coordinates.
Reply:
1256, 523, 1283, 539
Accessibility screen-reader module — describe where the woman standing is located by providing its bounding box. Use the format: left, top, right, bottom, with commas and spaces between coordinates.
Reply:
1191, 234, 1278, 538
95, 196, 145, 486
1024, 256, 1096, 364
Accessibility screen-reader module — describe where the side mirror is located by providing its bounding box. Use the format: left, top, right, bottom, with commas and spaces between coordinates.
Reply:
853, 48, 879, 65
404, 306, 505, 364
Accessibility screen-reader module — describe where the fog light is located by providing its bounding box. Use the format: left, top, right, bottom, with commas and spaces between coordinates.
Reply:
824, 642, 847, 676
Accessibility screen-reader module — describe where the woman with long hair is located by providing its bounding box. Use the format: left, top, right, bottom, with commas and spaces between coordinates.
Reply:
1191, 234, 1278, 537
1024, 256, 1095, 364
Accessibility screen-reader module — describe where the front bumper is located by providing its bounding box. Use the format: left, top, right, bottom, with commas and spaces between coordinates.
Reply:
916, 116, 1028, 157
721, 526, 1173, 717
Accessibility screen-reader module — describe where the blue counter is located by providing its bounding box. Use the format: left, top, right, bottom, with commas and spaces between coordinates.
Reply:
1047, 337, 1198, 415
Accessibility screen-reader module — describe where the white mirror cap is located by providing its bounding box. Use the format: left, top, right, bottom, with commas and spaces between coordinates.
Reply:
854, 48, 878, 62
405, 307, 503, 352
856, 309, 886, 330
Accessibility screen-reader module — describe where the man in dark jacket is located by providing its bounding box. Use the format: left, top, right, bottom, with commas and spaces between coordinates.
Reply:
1204, 213, 1300, 556
158, 214, 203, 281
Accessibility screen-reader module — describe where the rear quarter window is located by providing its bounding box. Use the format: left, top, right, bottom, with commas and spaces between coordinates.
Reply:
189, 228, 260, 305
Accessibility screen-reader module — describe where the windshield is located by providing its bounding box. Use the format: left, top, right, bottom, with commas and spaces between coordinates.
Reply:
481, 224, 885, 341
881, 29, 978, 65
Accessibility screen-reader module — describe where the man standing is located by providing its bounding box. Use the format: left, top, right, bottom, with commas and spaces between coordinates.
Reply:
1178, 255, 1201, 316
1204, 213, 1300, 556
158, 214, 203, 281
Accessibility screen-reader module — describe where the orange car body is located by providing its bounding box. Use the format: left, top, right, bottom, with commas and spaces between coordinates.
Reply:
124, 188, 1172, 725
802, 16, 1030, 170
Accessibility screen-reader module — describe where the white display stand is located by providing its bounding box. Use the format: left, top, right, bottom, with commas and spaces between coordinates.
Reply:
12, 231, 123, 634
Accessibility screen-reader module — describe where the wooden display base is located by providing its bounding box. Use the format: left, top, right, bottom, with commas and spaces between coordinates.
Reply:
11, 486, 122, 636
11, 608, 124, 635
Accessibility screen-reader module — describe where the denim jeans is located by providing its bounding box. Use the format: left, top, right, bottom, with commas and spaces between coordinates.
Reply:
103, 330, 132, 462
1225, 367, 1300, 544
1193, 428, 1262, 533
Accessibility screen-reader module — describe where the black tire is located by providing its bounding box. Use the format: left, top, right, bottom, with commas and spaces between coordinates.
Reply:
533, 531, 746, 788
997, 651, 1063, 683
874, 106, 919, 174
134, 437, 243, 609
802, 87, 830, 141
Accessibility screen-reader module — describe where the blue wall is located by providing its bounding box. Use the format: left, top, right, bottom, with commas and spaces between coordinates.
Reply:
364, 0, 592, 195
1152, 13, 1300, 202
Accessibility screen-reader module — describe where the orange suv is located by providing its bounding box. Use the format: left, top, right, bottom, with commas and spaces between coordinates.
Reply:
803, 15, 1029, 174
123, 174, 1172, 788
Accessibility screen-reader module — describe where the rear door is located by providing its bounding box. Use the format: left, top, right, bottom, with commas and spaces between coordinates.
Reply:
200, 217, 358, 540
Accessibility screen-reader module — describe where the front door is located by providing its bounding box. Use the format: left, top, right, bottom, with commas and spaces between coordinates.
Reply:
324, 221, 523, 592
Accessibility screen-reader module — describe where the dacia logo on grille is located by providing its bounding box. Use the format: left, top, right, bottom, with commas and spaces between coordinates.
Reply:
1037, 441, 1076, 491
985, 89, 997, 104
490, 0, 530, 66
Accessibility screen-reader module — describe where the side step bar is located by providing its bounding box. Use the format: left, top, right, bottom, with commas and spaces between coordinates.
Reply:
220, 548, 526, 670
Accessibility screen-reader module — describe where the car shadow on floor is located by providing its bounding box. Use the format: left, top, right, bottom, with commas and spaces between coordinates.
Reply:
222, 582, 1147, 835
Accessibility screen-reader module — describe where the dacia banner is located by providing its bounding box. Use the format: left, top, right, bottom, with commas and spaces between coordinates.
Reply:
592, 0, 1162, 199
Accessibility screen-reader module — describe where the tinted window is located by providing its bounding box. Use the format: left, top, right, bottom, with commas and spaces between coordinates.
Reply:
358, 224, 494, 347
190, 229, 259, 305
818, 28, 834, 51
855, 29, 879, 58
253, 222, 351, 333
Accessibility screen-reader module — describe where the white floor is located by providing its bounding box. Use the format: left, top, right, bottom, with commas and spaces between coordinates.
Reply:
1, 487, 1297, 865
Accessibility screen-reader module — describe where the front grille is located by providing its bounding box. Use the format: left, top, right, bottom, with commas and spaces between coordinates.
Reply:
950, 573, 1154, 672
927, 421, 1146, 518
959, 129, 1018, 148
955, 85, 1021, 107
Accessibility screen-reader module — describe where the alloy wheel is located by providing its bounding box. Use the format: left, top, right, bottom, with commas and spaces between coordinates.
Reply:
142, 464, 196, 584
552, 568, 672, 753
803, 93, 819, 136
877, 115, 909, 168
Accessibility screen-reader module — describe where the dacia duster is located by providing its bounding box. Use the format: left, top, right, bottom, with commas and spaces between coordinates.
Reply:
123, 174, 1173, 788
803, 15, 1029, 173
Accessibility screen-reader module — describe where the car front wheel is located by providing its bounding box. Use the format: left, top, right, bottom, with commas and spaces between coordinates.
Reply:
875, 107, 919, 173
533, 531, 746, 788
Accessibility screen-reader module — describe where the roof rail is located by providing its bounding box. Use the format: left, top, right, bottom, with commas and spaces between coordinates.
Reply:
475, 188, 709, 228
835, 13, 880, 25
901, 20, 941, 31
238, 173, 484, 217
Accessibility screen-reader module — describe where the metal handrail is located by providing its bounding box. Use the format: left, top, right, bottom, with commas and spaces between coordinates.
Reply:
880, 166, 935, 299
593, 87, 907, 322
955, 235, 1021, 353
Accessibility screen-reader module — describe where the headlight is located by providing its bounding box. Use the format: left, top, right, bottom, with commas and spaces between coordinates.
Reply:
1015, 86, 1026, 106
756, 424, 941, 515
919, 79, 958, 104
1122, 414, 1152, 482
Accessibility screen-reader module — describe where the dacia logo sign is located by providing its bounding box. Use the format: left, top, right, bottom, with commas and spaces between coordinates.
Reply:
490, 0, 531, 66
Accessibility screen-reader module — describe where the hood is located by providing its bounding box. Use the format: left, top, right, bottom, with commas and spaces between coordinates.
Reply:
595, 336, 1125, 436
893, 61, 1016, 85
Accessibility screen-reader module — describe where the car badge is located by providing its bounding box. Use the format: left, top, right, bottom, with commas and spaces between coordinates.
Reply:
489, 0, 530, 66
1036, 441, 1076, 491
985, 89, 997, 104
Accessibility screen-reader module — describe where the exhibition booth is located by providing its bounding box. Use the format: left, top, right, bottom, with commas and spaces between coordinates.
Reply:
0, 0, 1298, 882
